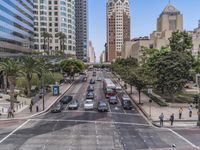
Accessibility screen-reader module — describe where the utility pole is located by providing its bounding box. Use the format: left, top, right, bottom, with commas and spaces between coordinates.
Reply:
196, 74, 200, 127
42, 70, 45, 110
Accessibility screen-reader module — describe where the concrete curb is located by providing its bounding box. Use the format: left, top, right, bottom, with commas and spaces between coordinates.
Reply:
0, 82, 74, 121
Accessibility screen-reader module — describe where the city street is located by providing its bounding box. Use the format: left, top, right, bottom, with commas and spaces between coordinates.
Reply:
0, 71, 199, 150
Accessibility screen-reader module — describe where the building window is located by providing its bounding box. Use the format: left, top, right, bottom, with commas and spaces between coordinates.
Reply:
169, 20, 177, 30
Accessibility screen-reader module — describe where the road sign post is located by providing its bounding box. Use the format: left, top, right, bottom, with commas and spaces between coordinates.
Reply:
195, 74, 200, 127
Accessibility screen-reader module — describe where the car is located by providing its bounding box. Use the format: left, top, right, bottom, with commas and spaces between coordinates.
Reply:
116, 85, 122, 92
87, 85, 94, 92
97, 77, 102, 81
82, 76, 87, 82
51, 102, 63, 113
121, 100, 133, 110
97, 100, 109, 112
84, 99, 94, 110
68, 100, 79, 110
86, 92, 94, 99
90, 79, 95, 84
60, 95, 73, 104
109, 96, 118, 104
93, 71, 96, 76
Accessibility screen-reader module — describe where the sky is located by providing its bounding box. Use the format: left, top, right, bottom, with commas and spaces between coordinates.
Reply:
89, 0, 200, 62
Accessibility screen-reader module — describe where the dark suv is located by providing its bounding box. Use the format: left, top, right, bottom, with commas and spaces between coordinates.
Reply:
87, 85, 94, 92
60, 95, 73, 104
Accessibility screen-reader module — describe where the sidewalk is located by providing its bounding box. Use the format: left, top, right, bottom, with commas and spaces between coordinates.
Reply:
0, 82, 73, 120
112, 73, 199, 128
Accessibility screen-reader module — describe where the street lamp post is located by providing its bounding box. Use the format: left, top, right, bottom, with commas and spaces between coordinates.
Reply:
195, 74, 200, 127
148, 85, 153, 119
42, 70, 45, 110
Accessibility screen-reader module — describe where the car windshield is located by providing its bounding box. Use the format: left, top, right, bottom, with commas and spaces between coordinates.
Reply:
110, 96, 116, 100
99, 102, 107, 106
85, 100, 92, 103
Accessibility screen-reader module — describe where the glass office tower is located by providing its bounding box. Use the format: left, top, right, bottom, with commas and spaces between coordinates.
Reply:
0, 0, 34, 56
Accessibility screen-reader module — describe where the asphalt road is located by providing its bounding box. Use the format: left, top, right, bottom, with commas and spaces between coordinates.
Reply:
0, 70, 199, 150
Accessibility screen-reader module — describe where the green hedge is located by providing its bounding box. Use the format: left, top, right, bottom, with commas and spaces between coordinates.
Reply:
143, 91, 168, 107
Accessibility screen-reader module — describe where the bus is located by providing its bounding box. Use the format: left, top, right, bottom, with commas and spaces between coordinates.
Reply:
103, 78, 117, 98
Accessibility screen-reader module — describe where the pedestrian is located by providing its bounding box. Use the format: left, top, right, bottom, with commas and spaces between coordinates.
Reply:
36, 102, 39, 112
170, 113, 174, 126
10, 109, 14, 118
29, 103, 32, 113
188, 104, 192, 118
179, 107, 183, 119
159, 113, 164, 127
7, 107, 11, 118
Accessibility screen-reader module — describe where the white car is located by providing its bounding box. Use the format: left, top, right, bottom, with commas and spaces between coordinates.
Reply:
116, 85, 122, 92
84, 99, 94, 110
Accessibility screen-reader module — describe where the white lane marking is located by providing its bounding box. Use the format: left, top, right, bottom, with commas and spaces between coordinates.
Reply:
0, 119, 30, 144
168, 129, 200, 149
62, 110, 140, 116
30, 118, 149, 126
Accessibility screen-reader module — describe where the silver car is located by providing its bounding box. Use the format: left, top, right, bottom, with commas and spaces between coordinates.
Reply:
68, 100, 79, 110
84, 99, 94, 110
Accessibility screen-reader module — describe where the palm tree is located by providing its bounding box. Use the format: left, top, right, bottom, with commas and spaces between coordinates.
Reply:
0, 58, 9, 93
47, 33, 52, 55
41, 32, 49, 53
21, 56, 37, 97
56, 32, 66, 52
0, 58, 20, 110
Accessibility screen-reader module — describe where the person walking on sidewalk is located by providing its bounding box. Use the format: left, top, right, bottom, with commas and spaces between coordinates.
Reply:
7, 107, 11, 118
170, 113, 174, 126
188, 104, 193, 117
159, 113, 164, 127
36, 102, 39, 112
179, 107, 183, 119
29, 103, 32, 113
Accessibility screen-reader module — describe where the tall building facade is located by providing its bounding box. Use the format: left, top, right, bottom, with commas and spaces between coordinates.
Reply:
0, 0, 34, 56
107, 0, 130, 62
75, 0, 88, 61
34, 0, 76, 55
88, 41, 96, 63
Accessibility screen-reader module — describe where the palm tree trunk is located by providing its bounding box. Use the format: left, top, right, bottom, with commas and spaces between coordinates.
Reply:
62, 40, 65, 53
3, 72, 7, 93
138, 90, 141, 104
60, 39, 62, 51
27, 79, 31, 97
43, 38, 46, 52
8, 76, 16, 110
47, 38, 50, 55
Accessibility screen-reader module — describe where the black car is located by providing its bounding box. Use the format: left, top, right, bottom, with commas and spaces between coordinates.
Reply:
87, 85, 94, 92
109, 96, 118, 104
68, 100, 79, 110
86, 92, 94, 99
60, 95, 73, 104
51, 103, 63, 113
93, 71, 96, 76
90, 79, 95, 84
122, 100, 133, 110
97, 100, 109, 112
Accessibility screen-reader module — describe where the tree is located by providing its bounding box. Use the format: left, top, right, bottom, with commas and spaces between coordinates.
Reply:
0, 58, 20, 110
0, 58, 9, 93
21, 56, 38, 97
153, 51, 194, 100
56, 32, 66, 52
169, 30, 193, 52
47, 33, 52, 55
41, 32, 49, 53
60, 59, 84, 80
35, 58, 52, 89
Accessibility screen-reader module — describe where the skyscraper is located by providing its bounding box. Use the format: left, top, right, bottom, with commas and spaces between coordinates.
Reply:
34, 0, 76, 55
0, 0, 34, 56
107, 0, 130, 62
75, 0, 88, 62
